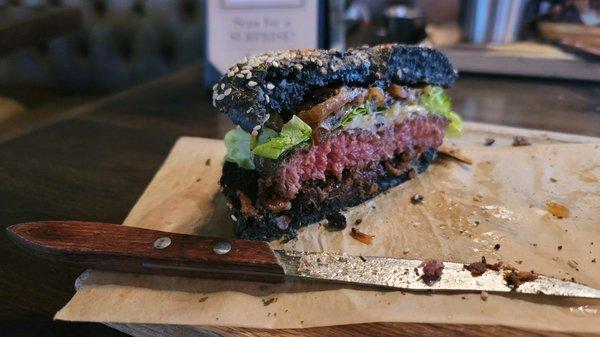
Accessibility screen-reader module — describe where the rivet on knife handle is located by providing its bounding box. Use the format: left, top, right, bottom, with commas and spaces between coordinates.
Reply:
6, 221, 286, 283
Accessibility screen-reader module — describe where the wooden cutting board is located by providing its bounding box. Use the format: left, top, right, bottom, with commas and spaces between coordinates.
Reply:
93, 121, 598, 337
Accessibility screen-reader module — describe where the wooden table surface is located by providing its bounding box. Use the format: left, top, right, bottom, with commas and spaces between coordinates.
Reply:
0, 66, 599, 337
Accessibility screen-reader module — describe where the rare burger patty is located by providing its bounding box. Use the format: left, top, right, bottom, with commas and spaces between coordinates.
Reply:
259, 114, 447, 201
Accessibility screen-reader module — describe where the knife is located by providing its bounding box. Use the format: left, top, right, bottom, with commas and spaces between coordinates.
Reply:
7, 221, 600, 299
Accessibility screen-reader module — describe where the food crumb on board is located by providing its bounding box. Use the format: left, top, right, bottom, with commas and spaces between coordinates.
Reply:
567, 260, 579, 271
480, 291, 489, 301
403, 248, 410, 255
205, 158, 211, 166
512, 136, 531, 146
355, 218, 362, 225
410, 194, 424, 204
558, 245, 563, 250
437, 145, 473, 165
547, 202, 569, 218
550, 177, 557, 183
196, 178, 201, 182
198, 296, 209, 303
484, 138, 495, 146
592, 258, 596, 263
262, 297, 278, 306
350, 227, 374, 245
494, 243, 501, 251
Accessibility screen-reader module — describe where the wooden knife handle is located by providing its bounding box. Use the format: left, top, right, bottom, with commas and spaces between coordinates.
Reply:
6, 221, 285, 283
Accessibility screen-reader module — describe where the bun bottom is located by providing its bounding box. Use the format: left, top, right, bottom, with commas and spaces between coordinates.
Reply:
220, 149, 437, 241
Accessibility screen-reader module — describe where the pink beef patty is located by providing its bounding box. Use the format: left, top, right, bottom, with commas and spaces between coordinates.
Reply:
273, 114, 448, 198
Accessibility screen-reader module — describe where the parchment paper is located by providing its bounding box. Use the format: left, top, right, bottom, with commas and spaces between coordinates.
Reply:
56, 126, 600, 333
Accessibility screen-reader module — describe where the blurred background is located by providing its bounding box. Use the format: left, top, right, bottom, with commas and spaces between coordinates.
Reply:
0, 0, 598, 139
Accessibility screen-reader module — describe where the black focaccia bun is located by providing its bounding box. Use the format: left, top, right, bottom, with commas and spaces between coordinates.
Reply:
216, 44, 458, 241
212, 44, 457, 132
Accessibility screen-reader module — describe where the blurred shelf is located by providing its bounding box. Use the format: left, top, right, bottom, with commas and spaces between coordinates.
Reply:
440, 41, 600, 82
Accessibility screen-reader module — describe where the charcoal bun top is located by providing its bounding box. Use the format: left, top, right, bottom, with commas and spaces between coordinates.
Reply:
212, 44, 457, 132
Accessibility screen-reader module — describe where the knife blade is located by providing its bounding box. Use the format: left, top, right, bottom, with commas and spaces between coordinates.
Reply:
7, 221, 600, 299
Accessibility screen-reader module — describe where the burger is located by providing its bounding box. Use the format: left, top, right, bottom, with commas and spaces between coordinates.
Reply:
213, 44, 461, 240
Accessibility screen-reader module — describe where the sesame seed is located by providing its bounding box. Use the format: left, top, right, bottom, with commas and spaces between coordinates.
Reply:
233, 66, 239, 72
294, 64, 303, 70
236, 74, 244, 78
224, 88, 232, 96
245, 72, 252, 79
216, 94, 225, 100
227, 71, 234, 77
220, 83, 225, 90
240, 69, 250, 74
317, 60, 323, 66
231, 214, 237, 221
265, 95, 270, 103
266, 83, 275, 90
212, 83, 218, 90
248, 81, 257, 87
272, 61, 279, 67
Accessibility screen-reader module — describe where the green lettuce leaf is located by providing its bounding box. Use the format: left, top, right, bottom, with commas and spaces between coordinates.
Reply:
420, 86, 462, 137
252, 116, 312, 159
338, 103, 369, 127
224, 126, 256, 170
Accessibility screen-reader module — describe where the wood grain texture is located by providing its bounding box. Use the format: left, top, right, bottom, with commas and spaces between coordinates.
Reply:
1, 65, 599, 337
109, 322, 599, 337
7, 221, 284, 282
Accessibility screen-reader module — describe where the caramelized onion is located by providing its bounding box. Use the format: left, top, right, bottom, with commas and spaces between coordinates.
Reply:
366, 87, 385, 108
298, 87, 366, 127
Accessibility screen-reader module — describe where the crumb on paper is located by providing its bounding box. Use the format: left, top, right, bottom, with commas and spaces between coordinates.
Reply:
484, 138, 495, 146
550, 177, 557, 183
350, 227, 374, 245
592, 258, 596, 263
354, 218, 362, 226
547, 202, 569, 218
567, 260, 579, 271
410, 194, 424, 204
418, 259, 444, 285
558, 245, 563, 250
198, 296, 209, 303
494, 243, 501, 251
262, 297, 278, 306
512, 136, 531, 146
437, 145, 473, 165
403, 248, 410, 255
196, 178, 201, 182
480, 291, 489, 301
205, 158, 211, 166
